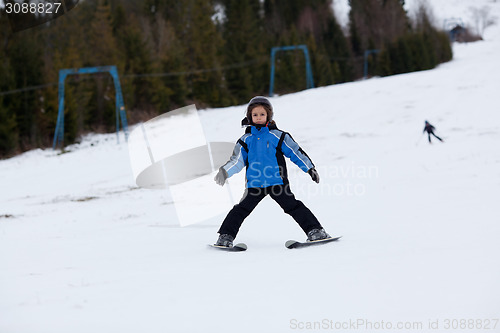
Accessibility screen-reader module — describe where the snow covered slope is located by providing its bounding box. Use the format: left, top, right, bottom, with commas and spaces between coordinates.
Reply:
1, 2, 500, 333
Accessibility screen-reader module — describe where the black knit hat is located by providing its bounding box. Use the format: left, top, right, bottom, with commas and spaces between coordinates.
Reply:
243, 96, 273, 126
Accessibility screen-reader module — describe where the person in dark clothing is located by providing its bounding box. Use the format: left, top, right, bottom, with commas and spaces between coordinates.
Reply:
423, 120, 444, 143
213, 96, 329, 247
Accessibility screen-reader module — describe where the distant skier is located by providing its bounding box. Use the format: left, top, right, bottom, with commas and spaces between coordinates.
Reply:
423, 120, 444, 144
213, 96, 330, 247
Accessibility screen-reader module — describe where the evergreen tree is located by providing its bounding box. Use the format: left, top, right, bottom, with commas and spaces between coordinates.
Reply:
0, 39, 18, 156
323, 13, 353, 83
0, 99, 18, 157
85, 0, 123, 132
87, 1, 122, 67
222, 0, 265, 103
307, 34, 333, 87
0, 11, 19, 158
119, 14, 156, 109
6, 31, 44, 150
178, 0, 228, 106
159, 21, 189, 109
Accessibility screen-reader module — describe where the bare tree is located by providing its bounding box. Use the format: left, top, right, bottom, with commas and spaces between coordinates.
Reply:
469, 5, 498, 38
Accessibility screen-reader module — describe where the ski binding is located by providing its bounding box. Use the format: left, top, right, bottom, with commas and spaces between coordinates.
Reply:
209, 243, 247, 252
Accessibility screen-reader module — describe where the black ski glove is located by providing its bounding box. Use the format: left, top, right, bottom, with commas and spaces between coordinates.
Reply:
308, 168, 320, 183
214, 167, 228, 186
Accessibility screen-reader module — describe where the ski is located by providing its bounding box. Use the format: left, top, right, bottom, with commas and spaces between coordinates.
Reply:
285, 236, 342, 249
209, 243, 247, 252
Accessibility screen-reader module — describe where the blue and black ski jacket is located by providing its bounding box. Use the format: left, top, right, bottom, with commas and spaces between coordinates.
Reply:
221, 123, 315, 188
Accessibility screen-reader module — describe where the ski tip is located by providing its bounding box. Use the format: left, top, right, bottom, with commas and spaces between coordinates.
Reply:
285, 240, 299, 249
234, 243, 247, 250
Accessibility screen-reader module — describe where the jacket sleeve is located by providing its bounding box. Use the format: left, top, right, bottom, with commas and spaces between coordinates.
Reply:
280, 133, 315, 172
221, 138, 248, 178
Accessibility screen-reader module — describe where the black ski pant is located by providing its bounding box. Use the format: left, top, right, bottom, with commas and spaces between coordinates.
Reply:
427, 131, 443, 143
217, 184, 322, 238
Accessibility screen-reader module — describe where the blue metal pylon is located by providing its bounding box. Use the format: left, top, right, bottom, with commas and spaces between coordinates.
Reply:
52, 66, 129, 149
269, 45, 315, 97
363, 49, 380, 79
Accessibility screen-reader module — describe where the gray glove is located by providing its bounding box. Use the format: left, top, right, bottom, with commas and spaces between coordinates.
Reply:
308, 168, 320, 183
214, 167, 228, 186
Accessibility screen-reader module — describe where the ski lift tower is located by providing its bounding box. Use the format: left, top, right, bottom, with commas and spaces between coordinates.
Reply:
52, 66, 129, 149
269, 45, 315, 97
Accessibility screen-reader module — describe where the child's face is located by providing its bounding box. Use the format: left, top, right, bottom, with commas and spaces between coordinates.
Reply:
251, 106, 268, 125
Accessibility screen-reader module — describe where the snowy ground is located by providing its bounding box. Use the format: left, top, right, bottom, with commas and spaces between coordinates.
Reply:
2, 2, 500, 333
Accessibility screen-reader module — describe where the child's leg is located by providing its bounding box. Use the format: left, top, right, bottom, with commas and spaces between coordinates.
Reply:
217, 188, 267, 238
269, 185, 322, 234
432, 132, 443, 142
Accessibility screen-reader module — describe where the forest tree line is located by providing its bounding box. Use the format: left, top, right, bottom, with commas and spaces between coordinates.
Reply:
0, 0, 452, 157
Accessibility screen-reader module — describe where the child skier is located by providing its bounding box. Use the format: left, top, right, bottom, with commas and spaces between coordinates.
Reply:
213, 96, 330, 247
423, 120, 444, 144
